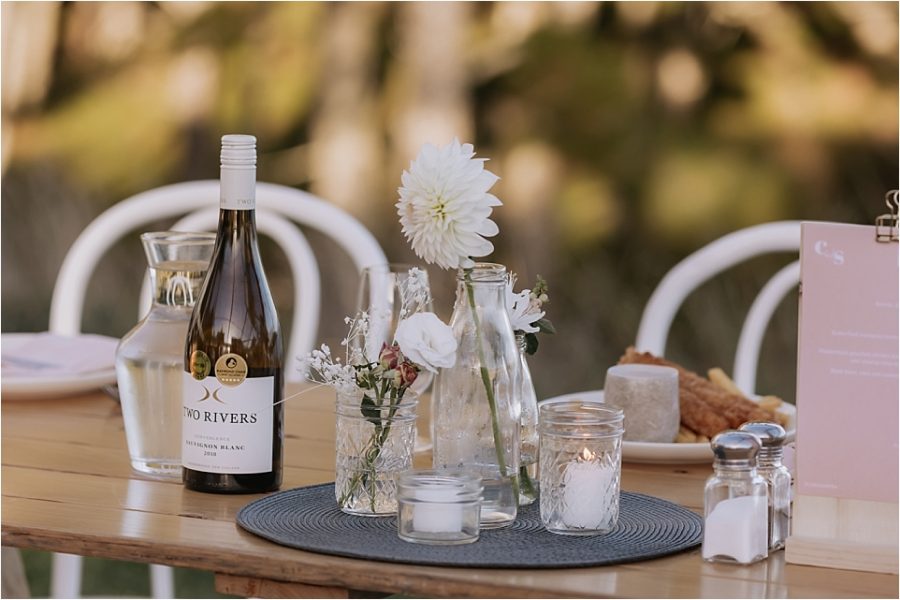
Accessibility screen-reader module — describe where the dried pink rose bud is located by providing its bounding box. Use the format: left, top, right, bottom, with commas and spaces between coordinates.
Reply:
379, 343, 402, 370
398, 361, 418, 387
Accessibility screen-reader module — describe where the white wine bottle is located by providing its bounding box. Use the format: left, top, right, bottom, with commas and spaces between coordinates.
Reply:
182, 134, 283, 493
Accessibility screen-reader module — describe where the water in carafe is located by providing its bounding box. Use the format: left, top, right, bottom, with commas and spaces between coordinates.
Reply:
116, 233, 214, 478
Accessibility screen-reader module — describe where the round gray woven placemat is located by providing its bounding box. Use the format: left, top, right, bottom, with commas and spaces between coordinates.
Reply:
236, 483, 702, 568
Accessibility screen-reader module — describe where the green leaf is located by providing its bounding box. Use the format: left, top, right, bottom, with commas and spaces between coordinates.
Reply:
359, 394, 381, 426
535, 317, 556, 334
524, 332, 539, 355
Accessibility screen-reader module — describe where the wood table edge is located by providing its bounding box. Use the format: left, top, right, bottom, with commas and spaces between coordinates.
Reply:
1, 526, 578, 599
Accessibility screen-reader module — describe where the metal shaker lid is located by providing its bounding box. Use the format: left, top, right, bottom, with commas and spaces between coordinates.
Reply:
710, 430, 760, 462
738, 421, 786, 447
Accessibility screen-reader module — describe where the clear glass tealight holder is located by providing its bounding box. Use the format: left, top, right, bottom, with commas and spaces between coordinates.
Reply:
539, 401, 624, 535
397, 470, 483, 545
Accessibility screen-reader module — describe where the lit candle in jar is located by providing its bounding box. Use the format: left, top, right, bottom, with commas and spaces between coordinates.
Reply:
562, 447, 615, 529
411, 483, 464, 533
540, 402, 623, 535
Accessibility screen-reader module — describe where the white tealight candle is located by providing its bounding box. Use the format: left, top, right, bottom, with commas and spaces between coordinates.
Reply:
562, 448, 615, 529
411, 484, 464, 533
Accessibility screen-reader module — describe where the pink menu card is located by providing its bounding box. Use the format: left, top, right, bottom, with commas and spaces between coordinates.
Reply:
796, 222, 899, 503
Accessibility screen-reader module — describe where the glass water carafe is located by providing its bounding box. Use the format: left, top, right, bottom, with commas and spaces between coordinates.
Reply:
116, 231, 215, 478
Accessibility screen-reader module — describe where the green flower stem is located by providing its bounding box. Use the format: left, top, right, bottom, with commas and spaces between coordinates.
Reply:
464, 269, 519, 501
519, 465, 536, 498
514, 335, 537, 500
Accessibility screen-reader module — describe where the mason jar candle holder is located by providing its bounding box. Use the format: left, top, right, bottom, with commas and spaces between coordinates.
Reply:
397, 469, 483, 545
539, 401, 625, 535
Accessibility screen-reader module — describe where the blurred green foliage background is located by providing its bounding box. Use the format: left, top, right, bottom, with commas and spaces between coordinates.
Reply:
2, 2, 897, 597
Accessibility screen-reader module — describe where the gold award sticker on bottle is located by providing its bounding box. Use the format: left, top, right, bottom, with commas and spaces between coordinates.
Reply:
215, 353, 248, 387
189, 351, 211, 381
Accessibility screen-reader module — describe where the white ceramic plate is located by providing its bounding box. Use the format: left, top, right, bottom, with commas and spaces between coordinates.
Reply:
541, 390, 797, 464
1, 333, 119, 400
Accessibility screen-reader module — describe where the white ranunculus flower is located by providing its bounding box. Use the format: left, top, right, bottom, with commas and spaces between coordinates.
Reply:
394, 312, 457, 373
506, 278, 545, 334
397, 138, 501, 270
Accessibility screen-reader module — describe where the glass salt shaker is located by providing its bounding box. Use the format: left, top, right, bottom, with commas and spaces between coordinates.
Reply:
702, 431, 769, 564
739, 421, 791, 551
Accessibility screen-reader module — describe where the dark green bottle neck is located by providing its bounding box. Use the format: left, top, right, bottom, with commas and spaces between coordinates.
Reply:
216, 209, 259, 245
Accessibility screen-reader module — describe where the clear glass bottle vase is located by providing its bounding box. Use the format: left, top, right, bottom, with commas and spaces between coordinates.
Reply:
432, 263, 521, 528
516, 333, 539, 505
115, 231, 215, 478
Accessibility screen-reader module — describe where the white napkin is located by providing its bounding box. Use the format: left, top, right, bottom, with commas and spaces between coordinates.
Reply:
1, 333, 117, 377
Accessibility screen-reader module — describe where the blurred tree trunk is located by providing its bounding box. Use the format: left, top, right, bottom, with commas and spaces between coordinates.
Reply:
385, 2, 474, 306
389, 2, 474, 175
1, 2, 59, 111
309, 3, 385, 215
1, 1, 60, 174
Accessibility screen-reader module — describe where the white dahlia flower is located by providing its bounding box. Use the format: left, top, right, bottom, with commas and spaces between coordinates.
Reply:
397, 139, 501, 270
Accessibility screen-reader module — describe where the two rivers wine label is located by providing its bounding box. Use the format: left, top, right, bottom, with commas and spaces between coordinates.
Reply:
182, 352, 273, 474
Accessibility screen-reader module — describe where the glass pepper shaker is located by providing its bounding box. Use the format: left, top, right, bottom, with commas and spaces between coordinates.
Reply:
702, 431, 769, 564
739, 421, 791, 551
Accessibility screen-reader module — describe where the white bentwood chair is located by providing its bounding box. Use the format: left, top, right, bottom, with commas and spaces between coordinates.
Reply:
47, 180, 387, 599
635, 221, 801, 397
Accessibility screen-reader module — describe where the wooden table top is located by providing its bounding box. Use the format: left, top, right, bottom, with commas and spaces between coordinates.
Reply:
2, 384, 897, 598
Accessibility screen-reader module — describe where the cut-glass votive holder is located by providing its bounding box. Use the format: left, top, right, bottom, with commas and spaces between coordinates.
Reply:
539, 401, 624, 536
397, 470, 483, 545
334, 391, 418, 517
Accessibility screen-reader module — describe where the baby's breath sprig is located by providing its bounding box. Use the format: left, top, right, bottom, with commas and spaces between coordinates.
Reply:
300, 267, 455, 512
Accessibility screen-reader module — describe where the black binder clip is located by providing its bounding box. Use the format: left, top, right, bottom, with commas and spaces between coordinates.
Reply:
875, 190, 898, 243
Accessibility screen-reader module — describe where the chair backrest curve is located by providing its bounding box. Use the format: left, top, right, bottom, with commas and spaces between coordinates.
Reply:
635, 220, 801, 396
49, 180, 387, 357
733, 259, 800, 395
163, 208, 322, 382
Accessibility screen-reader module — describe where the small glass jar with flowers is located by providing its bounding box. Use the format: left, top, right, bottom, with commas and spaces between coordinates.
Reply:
302, 269, 456, 516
